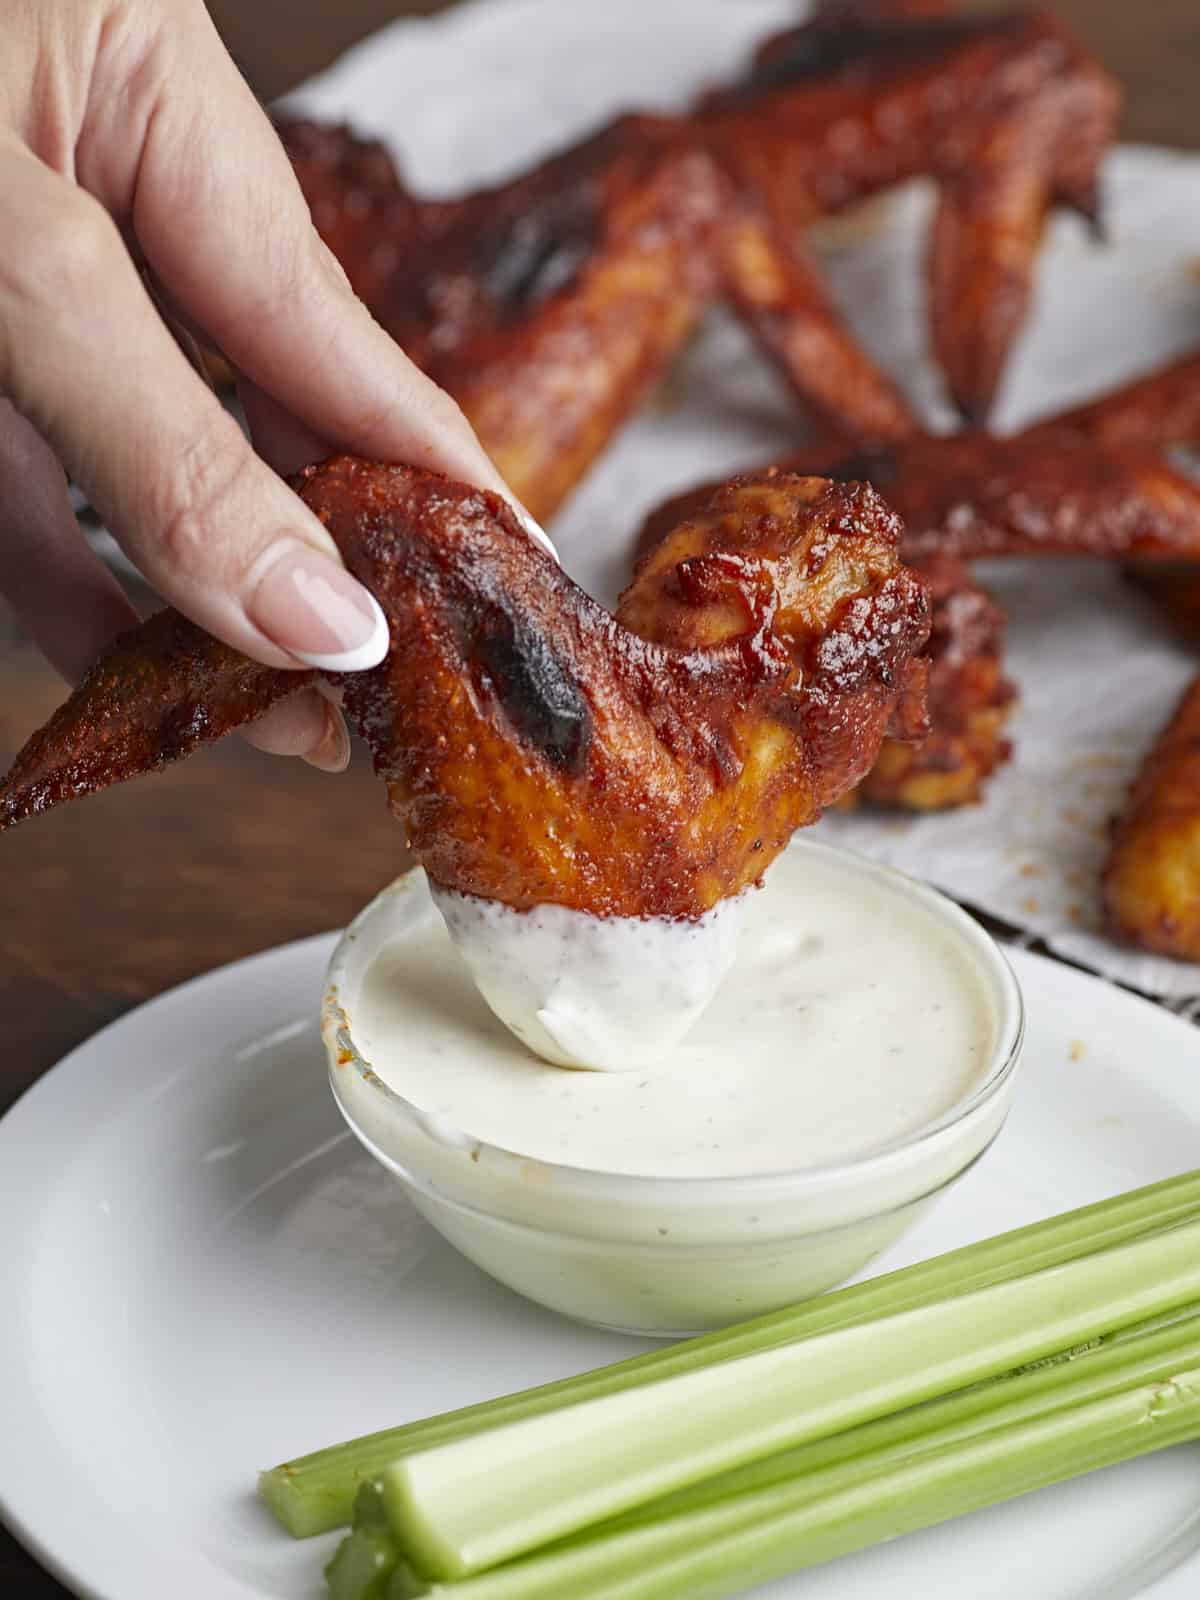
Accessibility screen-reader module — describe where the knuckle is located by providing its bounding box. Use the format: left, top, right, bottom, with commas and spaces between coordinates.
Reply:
8, 190, 119, 312
152, 419, 258, 577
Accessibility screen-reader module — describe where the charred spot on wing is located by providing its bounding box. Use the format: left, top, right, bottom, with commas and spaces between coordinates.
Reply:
473, 608, 592, 774
475, 182, 602, 316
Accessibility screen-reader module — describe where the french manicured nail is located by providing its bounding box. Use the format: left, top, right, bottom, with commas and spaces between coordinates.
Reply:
303, 703, 352, 774
250, 548, 389, 671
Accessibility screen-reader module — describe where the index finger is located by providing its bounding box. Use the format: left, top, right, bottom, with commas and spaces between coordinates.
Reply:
79, 1, 553, 556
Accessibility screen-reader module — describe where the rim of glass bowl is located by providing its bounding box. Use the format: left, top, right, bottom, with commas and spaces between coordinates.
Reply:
322, 838, 1026, 1197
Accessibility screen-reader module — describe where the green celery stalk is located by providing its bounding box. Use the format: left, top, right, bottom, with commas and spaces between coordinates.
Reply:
322, 1308, 1200, 1599
261, 1167, 1200, 1537
325, 1484, 402, 1600
388, 1309, 1200, 1600
378, 1216, 1200, 1578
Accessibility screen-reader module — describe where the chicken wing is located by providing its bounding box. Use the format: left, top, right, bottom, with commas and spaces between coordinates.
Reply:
1025, 351, 1200, 456
1021, 352, 1200, 645
0, 462, 930, 922
701, 6, 1120, 420
636, 469, 1014, 812
850, 552, 1014, 810
1104, 675, 1200, 962
643, 426, 1200, 567
281, 113, 919, 519
280, 116, 726, 524
0, 611, 308, 830
866, 433, 1200, 563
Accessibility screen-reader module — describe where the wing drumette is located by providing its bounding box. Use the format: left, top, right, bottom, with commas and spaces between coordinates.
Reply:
0, 463, 930, 923
636, 471, 1015, 814
636, 352, 1200, 812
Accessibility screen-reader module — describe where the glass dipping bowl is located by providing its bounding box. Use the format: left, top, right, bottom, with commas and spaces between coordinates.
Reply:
322, 843, 1024, 1337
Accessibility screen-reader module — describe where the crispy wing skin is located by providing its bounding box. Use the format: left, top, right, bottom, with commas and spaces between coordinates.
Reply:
636, 349, 1200, 816
701, 9, 1119, 420
284, 114, 917, 473
1032, 352, 1200, 638
636, 480, 1014, 814
1104, 676, 1200, 961
716, 206, 919, 446
638, 430, 1200, 567
877, 435, 1200, 562
335, 464, 928, 915
1027, 351, 1200, 454
0, 462, 930, 921
0, 612, 306, 830
928, 97, 1068, 422
851, 553, 1014, 809
281, 116, 726, 523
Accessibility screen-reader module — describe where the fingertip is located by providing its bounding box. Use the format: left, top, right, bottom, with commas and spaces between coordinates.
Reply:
241, 689, 329, 759
247, 546, 390, 672
302, 702, 353, 774
288, 585, 390, 673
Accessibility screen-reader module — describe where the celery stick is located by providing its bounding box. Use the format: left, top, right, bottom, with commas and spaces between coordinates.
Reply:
325, 1485, 402, 1600
393, 1311, 1200, 1600
330, 1308, 1200, 1600
380, 1217, 1200, 1578
261, 1167, 1200, 1537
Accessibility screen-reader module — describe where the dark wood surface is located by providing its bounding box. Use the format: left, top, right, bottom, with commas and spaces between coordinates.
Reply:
3, 2, 1198, 1594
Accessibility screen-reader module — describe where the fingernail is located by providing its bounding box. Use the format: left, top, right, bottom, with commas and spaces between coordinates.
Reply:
513, 504, 559, 563
303, 703, 352, 774
249, 547, 390, 671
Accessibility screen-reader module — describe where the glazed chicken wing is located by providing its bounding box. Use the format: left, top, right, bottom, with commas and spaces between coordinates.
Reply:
0, 463, 930, 922
849, 552, 1014, 811
636, 471, 1014, 813
856, 434, 1200, 564
700, 6, 1119, 421
1104, 675, 1200, 962
1023, 352, 1200, 642
273, 4, 1117, 494
280, 115, 917, 519
280, 117, 725, 524
636, 354, 1200, 814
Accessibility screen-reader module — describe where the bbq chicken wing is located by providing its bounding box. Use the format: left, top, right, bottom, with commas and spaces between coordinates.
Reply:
700, 5, 1120, 421
636, 474, 1013, 813
0, 463, 930, 923
280, 117, 725, 524
849, 552, 1014, 811
1104, 675, 1200, 962
273, 4, 1118, 495
635, 353, 1200, 815
1025, 352, 1200, 643
280, 114, 917, 519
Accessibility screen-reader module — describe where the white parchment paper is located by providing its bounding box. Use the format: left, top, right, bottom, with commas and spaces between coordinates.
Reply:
285, 0, 1200, 1000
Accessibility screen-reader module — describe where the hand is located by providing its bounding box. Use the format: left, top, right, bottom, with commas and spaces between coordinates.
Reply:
0, 0, 543, 770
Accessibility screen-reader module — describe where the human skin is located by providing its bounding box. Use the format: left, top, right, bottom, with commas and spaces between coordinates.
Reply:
0, 0, 541, 769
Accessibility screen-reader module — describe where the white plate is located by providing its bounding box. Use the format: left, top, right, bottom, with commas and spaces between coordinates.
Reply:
1, 937, 1199, 1600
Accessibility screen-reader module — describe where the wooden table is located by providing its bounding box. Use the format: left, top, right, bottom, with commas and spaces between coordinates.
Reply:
2, 2, 1197, 1593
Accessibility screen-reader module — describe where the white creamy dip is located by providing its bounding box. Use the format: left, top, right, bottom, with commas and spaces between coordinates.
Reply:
430, 885, 743, 1073
350, 846, 1001, 1179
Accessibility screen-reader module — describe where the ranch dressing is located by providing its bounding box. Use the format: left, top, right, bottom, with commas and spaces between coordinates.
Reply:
351, 845, 1000, 1178
431, 885, 743, 1073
